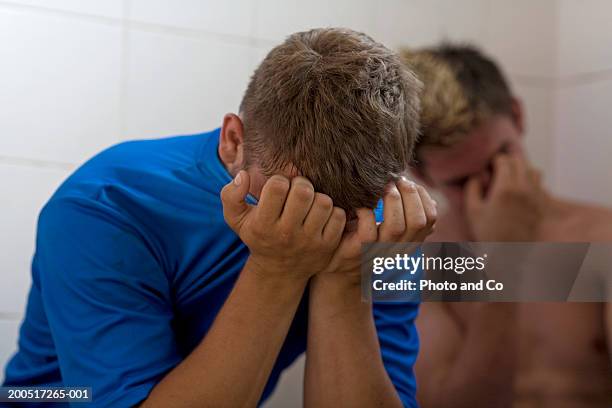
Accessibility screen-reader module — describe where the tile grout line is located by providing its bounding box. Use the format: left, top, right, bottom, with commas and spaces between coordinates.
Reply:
0, 0, 122, 27
0, 1, 565, 88
118, 0, 130, 139
0, 0, 275, 49
0, 155, 76, 171
556, 68, 612, 88
0, 312, 22, 320
550, 2, 561, 195
510, 74, 557, 90
4, 0, 612, 87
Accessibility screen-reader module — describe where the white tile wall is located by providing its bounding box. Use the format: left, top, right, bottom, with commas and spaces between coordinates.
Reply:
128, 0, 255, 39
0, 7, 123, 164
437, 0, 489, 43
558, 0, 612, 78
371, 0, 443, 50
0, 319, 21, 382
372, 0, 489, 61
482, 0, 557, 78
253, 0, 376, 43
512, 81, 556, 186
1, 0, 123, 19
0, 0, 570, 404
0, 163, 70, 314
123, 29, 257, 139
554, 79, 612, 206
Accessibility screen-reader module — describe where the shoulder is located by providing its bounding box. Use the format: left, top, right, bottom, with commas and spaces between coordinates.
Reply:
53, 132, 214, 202
568, 201, 612, 241
79, 133, 206, 180
94, 132, 207, 165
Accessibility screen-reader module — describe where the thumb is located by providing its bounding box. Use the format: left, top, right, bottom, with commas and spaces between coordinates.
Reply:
464, 177, 484, 217
220, 170, 252, 230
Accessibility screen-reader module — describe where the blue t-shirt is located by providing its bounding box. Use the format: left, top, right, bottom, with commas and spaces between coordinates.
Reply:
3, 129, 420, 407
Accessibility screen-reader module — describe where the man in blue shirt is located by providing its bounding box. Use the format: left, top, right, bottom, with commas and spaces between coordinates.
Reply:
3, 28, 436, 407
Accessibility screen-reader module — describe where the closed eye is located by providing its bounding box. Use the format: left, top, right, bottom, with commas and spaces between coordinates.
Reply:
444, 175, 470, 189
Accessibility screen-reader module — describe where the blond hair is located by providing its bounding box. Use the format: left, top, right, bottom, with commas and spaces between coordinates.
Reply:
400, 45, 513, 150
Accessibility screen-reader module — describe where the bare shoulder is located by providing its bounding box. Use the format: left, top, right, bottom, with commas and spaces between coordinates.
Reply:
552, 199, 612, 241
572, 202, 612, 241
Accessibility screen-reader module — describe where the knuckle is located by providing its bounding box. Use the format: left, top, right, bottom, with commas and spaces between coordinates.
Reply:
416, 184, 429, 197
427, 211, 438, 227
221, 209, 235, 227
266, 175, 290, 194
220, 185, 230, 202
251, 214, 272, 233
387, 185, 403, 201
397, 178, 418, 194
292, 176, 314, 189
278, 225, 295, 242
314, 193, 333, 210
408, 213, 428, 230
291, 182, 314, 201
331, 207, 346, 222
428, 203, 438, 220
250, 221, 266, 237
388, 223, 406, 238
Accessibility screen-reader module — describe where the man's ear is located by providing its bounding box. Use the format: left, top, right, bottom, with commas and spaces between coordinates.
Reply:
219, 113, 245, 176
511, 97, 525, 135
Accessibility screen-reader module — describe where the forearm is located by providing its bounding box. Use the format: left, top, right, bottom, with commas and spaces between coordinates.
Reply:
605, 304, 612, 366
304, 274, 403, 408
143, 258, 307, 408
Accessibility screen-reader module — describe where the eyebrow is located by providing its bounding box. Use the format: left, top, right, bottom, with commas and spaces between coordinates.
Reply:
444, 174, 472, 188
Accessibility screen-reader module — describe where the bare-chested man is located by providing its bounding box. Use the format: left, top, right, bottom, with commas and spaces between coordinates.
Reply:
401, 45, 612, 408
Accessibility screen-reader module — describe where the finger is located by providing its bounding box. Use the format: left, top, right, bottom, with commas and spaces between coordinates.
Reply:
490, 155, 513, 193
220, 170, 253, 230
256, 175, 290, 225
348, 207, 380, 266
323, 207, 346, 245
396, 178, 427, 240
303, 192, 334, 235
464, 176, 483, 217
332, 208, 374, 257
281, 176, 315, 227
378, 182, 406, 241
509, 154, 528, 186
415, 185, 437, 241
355, 207, 378, 243
529, 168, 542, 188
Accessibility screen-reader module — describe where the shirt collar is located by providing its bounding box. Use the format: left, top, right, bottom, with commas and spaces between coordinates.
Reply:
197, 128, 257, 205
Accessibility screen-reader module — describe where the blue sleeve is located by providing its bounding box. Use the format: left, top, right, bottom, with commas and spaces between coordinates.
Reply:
36, 197, 181, 407
373, 301, 420, 408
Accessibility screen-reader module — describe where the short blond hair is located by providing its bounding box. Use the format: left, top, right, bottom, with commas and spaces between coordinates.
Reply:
400, 45, 513, 149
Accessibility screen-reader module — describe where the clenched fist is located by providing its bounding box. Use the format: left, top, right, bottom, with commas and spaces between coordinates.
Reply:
221, 171, 346, 282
